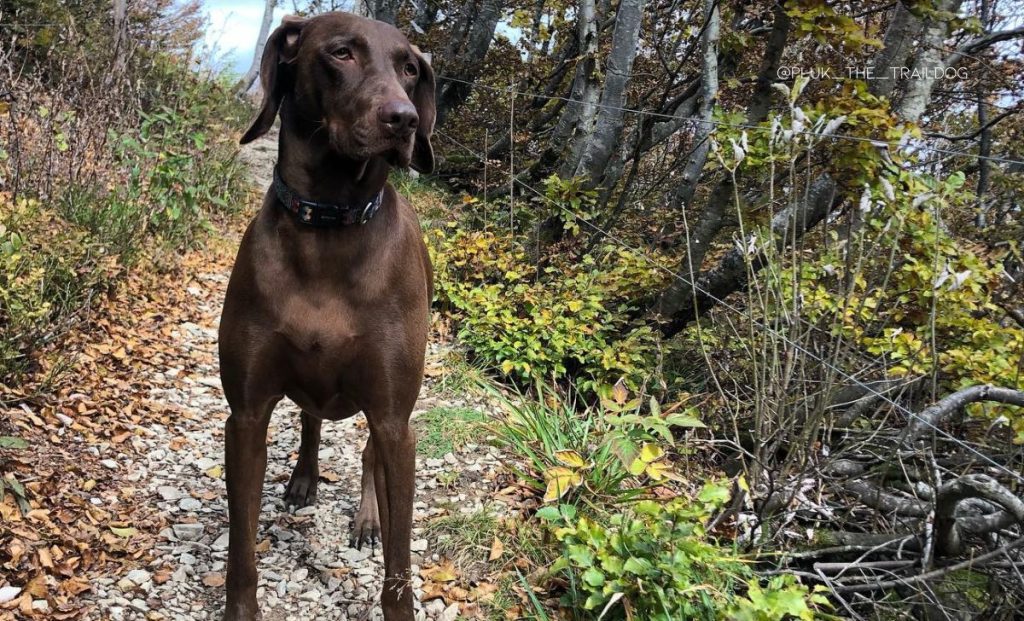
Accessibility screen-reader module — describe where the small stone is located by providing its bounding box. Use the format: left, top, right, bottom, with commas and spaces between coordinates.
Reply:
172, 523, 204, 542
117, 578, 136, 592
442, 453, 457, 465
425, 600, 446, 616
178, 498, 202, 512
157, 486, 184, 501
101, 459, 119, 470
439, 603, 460, 621
195, 457, 217, 470
212, 531, 230, 551
0, 587, 21, 604
410, 539, 428, 552
290, 568, 309, 582
424, 458, 443, 469
126, 569, 151, 585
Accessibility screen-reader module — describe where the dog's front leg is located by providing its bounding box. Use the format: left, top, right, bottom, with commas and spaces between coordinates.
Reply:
369, 418, 416, 621
224, 407, 272, 621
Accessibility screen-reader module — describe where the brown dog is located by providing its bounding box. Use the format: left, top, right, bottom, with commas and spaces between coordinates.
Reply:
218, 12, 434, 621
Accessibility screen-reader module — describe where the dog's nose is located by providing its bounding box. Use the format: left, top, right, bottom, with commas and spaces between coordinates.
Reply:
378, 100, 418, 137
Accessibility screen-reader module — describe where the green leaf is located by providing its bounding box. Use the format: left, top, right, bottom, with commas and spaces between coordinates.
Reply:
535, 506, 561, 521
0, 436, 28, 449
582, 567, 606, 587
623, 557, 653, 575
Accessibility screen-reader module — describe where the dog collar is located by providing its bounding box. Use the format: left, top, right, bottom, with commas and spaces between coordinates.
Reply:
273, 166, 384, 227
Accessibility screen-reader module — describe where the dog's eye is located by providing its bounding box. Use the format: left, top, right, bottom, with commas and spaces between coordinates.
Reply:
332, 47, 353, 61
403, 62, 418, 77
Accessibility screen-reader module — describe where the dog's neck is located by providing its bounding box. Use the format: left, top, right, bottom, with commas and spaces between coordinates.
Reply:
276, 111, 390, 208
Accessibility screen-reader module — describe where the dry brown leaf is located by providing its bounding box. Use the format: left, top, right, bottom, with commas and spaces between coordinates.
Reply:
488, 536, 504, 561
202, 573, 225, 587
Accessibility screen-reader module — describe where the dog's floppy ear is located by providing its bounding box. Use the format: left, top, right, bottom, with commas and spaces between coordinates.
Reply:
240, 16, 308, 145
410, 48, 436, 174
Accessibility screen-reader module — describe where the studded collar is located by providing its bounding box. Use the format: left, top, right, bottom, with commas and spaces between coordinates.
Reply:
273, 165, 384, 227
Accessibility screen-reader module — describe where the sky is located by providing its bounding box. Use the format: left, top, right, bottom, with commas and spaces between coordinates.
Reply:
201, 0, 288, 75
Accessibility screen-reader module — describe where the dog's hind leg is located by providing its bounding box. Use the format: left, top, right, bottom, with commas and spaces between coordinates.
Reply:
283, 412, 321, 509
350, 438, 381, 549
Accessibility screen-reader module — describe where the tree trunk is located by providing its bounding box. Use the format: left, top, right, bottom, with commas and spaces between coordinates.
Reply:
668, 0, 720, 212
652, 174, 839, 335
435, 0, 504, 127
111, 0, 129, 77
868, 2, 922, 101
371, 0, 400, 25
235, 0, 276, 96
649, 0, 970, 336
895, 0, 964, 123
524, 0, 600, 178
573, 0, 647, 187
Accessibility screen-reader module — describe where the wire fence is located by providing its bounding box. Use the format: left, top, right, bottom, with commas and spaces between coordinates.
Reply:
435, 73, 1024, 167
429, 75, 1024, 485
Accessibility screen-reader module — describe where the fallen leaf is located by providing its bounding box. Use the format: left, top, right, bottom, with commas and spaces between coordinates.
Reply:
488, 536, 504, 561
319, 471, 341, 482
422, 562, 458, 583
202, 573, 225, 587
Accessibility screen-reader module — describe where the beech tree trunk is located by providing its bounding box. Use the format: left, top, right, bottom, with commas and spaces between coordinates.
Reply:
235, 0, 277, 96
435, 0, 504, 127
572, 0, 647, 186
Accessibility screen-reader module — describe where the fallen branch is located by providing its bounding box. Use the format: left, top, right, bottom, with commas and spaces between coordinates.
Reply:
844, 479, 930, 518
833, 536, 1024, 593
934, 473, 1024, 556
903, 384, 1024, 444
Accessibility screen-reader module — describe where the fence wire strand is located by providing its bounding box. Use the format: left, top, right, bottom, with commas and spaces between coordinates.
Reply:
431, 118, 1024, 486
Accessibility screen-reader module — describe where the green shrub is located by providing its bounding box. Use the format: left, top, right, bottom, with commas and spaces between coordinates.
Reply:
428, 228, 670, 394
1, 54, 249, 381
486, 381, 703, 509
538, 487, 827, 620
0, 197, 117, 376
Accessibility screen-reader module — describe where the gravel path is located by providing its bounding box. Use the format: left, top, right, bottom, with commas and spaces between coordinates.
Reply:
80, 134, 507, 621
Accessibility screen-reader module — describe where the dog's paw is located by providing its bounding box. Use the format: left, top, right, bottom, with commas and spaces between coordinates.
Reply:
283, 471, 318, 509
349, 510, 381, 551
223, 599, 262, 621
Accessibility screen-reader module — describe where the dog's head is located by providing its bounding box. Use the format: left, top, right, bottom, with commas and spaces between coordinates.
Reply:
240, 12, 436, 174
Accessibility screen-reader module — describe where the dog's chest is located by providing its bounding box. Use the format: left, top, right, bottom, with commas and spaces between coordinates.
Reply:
276, 293, 362, 357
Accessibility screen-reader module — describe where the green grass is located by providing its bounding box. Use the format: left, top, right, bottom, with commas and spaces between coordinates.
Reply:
414, 406, 488, 458
424, 506, 499, 563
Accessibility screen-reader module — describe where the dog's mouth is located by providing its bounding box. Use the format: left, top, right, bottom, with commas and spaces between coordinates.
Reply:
330, 123, 414, 168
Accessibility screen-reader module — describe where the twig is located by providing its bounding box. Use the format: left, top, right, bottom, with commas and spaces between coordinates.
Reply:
834, 536, 1024, 593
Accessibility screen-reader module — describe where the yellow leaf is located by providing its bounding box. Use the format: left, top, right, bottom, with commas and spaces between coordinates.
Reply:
638, 443, 664, 464
205, 465, 223, 478
554, 450, 588, 469
110, 526, 136, 538
543, 467, 583, 502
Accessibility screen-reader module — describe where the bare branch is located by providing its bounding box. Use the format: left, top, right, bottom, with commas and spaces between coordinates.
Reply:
935, 473, 1024, 556
903, 384, 1024, 443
